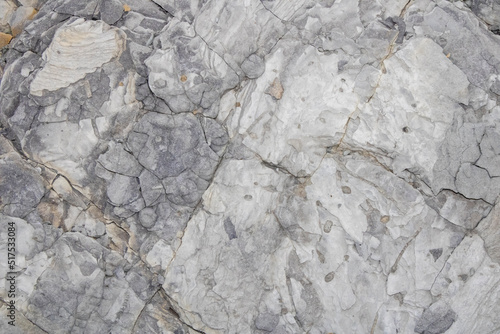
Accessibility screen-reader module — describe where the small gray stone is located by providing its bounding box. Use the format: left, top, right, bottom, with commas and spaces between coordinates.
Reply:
139, 169, 164, 206
241, 54, 265, 79
107, 174, 141, 206
100, 0, 124, 25
98, 143, 143, 177
139, 207, 157, 228
255, 313, 279, 332
415, 302, 457, 334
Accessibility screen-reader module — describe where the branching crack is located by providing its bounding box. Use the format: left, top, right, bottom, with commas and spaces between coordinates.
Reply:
367, 0, 413, 104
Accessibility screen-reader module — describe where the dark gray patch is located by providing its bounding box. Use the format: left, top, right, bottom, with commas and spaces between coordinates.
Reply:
316, 250, 325, 263
80, 261, 98, 276
341, 186, 351, 194
53, 0, 100, 18
429, 248, 443, 262
415, 302, 457, 334
337, 59, 348, 72
224, 218, 237, 240
100, 0, 124, 25
0, 160, 46, 217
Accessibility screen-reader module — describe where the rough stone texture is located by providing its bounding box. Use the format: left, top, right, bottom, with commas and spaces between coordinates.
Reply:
1, 0, 500, 333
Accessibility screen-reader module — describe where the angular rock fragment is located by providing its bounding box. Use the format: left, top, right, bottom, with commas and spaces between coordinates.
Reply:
30, 19, 126, 96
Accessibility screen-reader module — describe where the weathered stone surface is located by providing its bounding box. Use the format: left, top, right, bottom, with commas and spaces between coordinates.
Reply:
1, 0, 500, 333
30, 19, 126, 96
9, 6, 37, 36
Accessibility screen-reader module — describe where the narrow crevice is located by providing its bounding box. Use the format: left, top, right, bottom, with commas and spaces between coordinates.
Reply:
164, 143, 229, 275
429, 232, 466, 291
131, 288, 162, 333
389, 228, 421, 274
162, 291, 207, 334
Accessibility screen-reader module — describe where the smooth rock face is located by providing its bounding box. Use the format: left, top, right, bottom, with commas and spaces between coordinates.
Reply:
1, 0, 500, 333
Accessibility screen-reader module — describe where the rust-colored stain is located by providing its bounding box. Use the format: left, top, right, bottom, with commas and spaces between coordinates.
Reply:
0, 33, 13, 48
266, 78, 284, 100
123, 4, 131, 12
28, 9, 38, 20
119, 82, 124, 86
180, 75, 187, 82
11, 8, 38, 36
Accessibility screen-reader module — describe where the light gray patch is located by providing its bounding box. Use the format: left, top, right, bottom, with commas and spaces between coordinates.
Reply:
80, 261, 98, 277
255, 313, 279, 332
106, 174, 141, 206
241, 54, 265, 79
98, 143, 143, 177
139, 207, 157, 228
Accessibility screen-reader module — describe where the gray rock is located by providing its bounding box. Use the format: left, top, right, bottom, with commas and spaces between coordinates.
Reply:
50, 0, 100, 18
255, 312, 279, 332
2, 0, 500, 333
415, 302, 457, 334
139, 169, 164, 206
139, 207, 157, 228
241, 54, 265, 79
107, 174, 141, 206
98, 142, 143, 177
146, 18, 239, 114
471, 0, 500, 29
100, 0, 123, 25
0, 158, 46, 217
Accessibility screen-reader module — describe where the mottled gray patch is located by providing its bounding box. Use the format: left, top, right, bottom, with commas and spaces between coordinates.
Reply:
255, 313, 279, 332
241, 54, 265, 79
224, 218, 237, 240
415, 302, 457, 334
139, 207, 158, 228
323, 220, 333, 233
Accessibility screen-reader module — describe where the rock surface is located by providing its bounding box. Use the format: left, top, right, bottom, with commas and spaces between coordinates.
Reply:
1, 0, 500, 333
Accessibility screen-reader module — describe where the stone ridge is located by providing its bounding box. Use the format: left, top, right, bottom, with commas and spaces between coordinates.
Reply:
0, 0, 499, 333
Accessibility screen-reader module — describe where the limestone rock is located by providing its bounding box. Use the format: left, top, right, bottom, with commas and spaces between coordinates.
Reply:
1, 0, 500, 333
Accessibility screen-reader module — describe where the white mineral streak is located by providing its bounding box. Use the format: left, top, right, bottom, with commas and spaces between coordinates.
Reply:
30, 18, 125, 96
